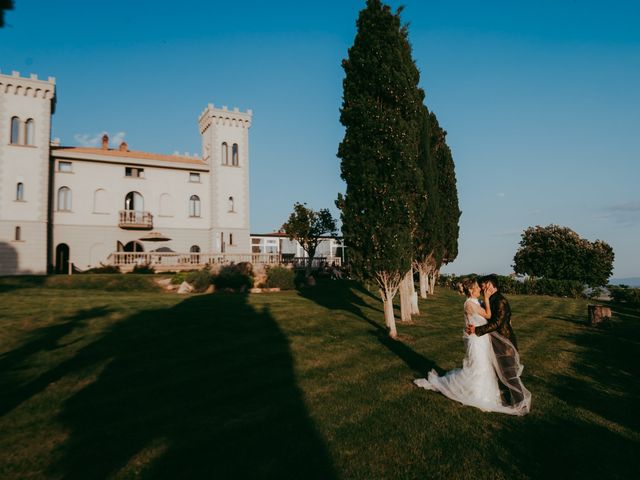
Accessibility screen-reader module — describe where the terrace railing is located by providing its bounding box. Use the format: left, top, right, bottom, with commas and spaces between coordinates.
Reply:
106, 252, 342, 269
119, 210, 153, 230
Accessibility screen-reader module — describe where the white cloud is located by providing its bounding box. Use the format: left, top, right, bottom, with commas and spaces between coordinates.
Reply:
73, 131, 127, 148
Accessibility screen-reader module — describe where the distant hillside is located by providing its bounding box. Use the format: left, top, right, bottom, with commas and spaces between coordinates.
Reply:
610, 277, 640, 287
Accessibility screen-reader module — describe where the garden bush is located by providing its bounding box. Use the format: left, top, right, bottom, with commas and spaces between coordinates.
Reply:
522, 278, 584, 298
264, 266, 296, 290
171, 272, 189, 285
85, 264, 121, 274
213, 263, 253, 291
610, 286, 640, 305
440, 273, 584, 298
185, 269, 214, 292
131, 263, 155, 274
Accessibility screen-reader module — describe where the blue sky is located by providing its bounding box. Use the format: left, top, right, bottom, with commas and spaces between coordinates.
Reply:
2, 0, 639, 277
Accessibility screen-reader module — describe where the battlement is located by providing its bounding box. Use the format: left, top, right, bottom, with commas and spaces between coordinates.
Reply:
198, 103, 252, 133
0, 70, 56, 100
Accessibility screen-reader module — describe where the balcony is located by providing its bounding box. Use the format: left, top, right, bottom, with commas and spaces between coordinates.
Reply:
119, 210, 153, 229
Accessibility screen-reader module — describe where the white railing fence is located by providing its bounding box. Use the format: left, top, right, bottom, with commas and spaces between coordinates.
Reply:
106, 252, 342, 269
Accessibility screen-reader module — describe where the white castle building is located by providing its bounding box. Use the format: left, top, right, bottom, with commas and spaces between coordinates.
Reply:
0, 70, 253, 275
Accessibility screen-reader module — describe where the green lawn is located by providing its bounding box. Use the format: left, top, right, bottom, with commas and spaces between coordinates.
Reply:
0, 277, 638, 479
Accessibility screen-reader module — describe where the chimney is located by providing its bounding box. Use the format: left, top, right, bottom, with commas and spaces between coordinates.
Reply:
119, 141, 128, 152
101, 134, 109, 150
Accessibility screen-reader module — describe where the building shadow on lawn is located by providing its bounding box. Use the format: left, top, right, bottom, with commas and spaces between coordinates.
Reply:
298, 279, 439, 376
0, 306, 112, 416
494, 302, 639, 478
49, 294, 337, 479
0, 275, 47, 293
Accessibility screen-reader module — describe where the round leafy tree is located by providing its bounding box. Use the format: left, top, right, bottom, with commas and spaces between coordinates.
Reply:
513, 225, 614, 286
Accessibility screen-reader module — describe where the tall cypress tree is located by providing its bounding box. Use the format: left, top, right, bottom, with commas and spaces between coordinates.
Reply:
413, 111, 460, 296
337, 0, 424, 338
413, 108, 441, 298
436, 122, 461, 270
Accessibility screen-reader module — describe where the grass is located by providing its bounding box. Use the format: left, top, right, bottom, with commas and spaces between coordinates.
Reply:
0, 277, 638, 479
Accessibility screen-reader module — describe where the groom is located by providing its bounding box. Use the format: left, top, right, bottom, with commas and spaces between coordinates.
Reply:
465, 275, 524, 405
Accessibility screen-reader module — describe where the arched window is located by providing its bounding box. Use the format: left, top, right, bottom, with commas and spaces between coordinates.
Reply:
93, 189, 107, 213
124, 191, 144, 211
10, 117, 20, 144
16, 182, 24, 201
24, 118, 35, 145
15, 226, 21, 241
221, 142, 229, 165
228, 196, 235, 212
57, 187, 72, 211
232, 143, 239, 166
189, 195, 201, 217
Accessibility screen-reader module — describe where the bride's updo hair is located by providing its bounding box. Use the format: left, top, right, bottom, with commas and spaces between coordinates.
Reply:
460, 278, 478, 297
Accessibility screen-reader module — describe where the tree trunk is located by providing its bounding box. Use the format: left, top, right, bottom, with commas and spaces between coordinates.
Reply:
419, 269, 428, 299
410, 271, 420, 315
404, 267, 419, 315
399, 270, 413, 322
381, 289, 398, 338
429, 270, 438, 295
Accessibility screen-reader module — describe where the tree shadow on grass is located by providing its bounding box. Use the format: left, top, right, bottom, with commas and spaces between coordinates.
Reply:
297, 278, 383, 325
0, 306, 112, 416
494, 301, 639, 478
49, 294, 336, 479
298, 279, 439, 376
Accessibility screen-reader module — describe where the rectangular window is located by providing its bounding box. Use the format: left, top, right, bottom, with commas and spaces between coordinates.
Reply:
229, 233, 234, 245
58, 161, 73, 172
189, 172, 201, 183
125, 167, 144, 178
251, 238, 261, 245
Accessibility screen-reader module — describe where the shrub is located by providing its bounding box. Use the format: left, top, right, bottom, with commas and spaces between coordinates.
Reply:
131, 263, 155, 274
610, 286, 640, 305
265, 266, 296, 290
522, 278, 584, 298
185, 269, 214, 292
171, 272, 189, 285
213, 263, 253, 291
85, 264, 121, 274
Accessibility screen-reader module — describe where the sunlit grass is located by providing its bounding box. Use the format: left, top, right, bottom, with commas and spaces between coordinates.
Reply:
0, 278, 637, 479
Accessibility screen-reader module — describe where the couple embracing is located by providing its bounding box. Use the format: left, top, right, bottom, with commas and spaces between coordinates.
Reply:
414, 275, 531, 416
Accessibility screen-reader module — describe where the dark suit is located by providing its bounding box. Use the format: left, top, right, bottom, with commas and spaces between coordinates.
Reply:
475, 292, 523, 404
475, 292, 517, 350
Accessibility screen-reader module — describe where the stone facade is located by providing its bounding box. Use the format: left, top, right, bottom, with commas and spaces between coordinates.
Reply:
0, 70, 252, 275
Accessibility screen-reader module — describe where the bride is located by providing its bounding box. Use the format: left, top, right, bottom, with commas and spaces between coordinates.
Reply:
414, 278, 530, 415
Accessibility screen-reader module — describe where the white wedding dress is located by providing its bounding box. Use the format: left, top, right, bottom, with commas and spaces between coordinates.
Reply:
414, 298, 529, 415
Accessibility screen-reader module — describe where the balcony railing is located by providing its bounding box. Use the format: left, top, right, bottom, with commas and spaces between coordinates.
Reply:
105, 252, 342, 271
119, 210, 153, 229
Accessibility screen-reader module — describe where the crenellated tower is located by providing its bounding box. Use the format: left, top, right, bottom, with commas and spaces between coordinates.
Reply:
0, 71, 56, 274
198, 104, 252, 254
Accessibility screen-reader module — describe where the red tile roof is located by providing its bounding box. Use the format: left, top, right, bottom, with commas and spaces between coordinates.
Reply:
52, 146, 207, 165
